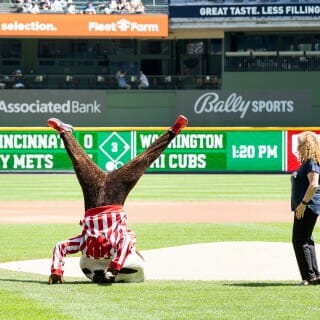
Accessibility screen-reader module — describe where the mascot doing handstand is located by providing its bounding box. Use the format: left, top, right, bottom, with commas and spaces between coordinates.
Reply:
48, 115, 188, 284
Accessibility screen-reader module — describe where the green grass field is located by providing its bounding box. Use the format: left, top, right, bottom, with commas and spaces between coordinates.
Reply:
1, 174, 320, 320
0, 173, 290, 201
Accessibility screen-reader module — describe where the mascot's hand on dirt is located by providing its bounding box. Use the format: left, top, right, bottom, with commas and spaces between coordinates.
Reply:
48, 274, 65, 284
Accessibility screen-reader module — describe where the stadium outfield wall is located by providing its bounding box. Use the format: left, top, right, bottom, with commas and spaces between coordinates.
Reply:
0, 89, 319, 127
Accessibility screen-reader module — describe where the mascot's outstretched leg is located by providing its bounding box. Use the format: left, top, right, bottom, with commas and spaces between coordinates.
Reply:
48, 116, 187, 210
47, 115, 188, 284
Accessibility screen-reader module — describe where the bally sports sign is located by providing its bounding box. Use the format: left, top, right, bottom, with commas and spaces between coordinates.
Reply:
0, 14, 168, 38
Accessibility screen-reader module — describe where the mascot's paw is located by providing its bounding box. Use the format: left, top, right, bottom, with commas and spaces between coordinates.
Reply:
48, 274, 65, 285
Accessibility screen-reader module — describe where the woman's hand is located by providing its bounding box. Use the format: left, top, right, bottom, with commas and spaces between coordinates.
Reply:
295, 203, 306, 219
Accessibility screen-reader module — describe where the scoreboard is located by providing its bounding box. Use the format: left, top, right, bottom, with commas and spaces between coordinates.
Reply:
0, 128, 312, 173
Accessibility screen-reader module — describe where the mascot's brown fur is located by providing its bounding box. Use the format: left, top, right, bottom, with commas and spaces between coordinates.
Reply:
62, 129, 178, 210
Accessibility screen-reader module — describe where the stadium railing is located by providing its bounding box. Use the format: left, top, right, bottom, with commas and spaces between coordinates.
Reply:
0, 74, 222, 90
224, 50, 320, 72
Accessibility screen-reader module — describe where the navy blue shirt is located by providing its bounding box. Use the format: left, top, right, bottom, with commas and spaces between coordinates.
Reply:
291, 159, 320, 214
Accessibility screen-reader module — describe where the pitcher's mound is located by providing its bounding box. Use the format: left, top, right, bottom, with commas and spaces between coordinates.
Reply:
0, 242, 309, 281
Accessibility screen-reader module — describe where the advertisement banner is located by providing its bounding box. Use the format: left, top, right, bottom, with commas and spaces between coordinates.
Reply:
287, 130, 300, 173
0, 89, 316, 127
0, 14, 168, 38
169, 4, 320, 19
286, 130, 320, 172
0, 129, 285, 173
176, 90, 312, 126
0, 90, 107, 126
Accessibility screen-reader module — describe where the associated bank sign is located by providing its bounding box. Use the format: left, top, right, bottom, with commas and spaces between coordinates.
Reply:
0, 90, 106, 126
0, 99, 101, 114
177, 90, 312, 126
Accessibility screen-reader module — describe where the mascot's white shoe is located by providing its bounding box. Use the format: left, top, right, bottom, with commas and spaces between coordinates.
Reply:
80, 252, 145, 283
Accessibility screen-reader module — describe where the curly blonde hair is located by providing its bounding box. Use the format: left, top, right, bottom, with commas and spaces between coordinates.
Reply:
297, 131, 320, 164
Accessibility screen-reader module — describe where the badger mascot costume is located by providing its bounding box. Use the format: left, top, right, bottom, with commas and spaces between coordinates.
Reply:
48, 115, 188, 284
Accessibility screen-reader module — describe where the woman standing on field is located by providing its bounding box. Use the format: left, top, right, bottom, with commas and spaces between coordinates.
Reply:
291, 131, 320, 286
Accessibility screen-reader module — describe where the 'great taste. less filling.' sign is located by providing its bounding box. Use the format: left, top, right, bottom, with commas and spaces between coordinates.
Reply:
0, 14, 168, 38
